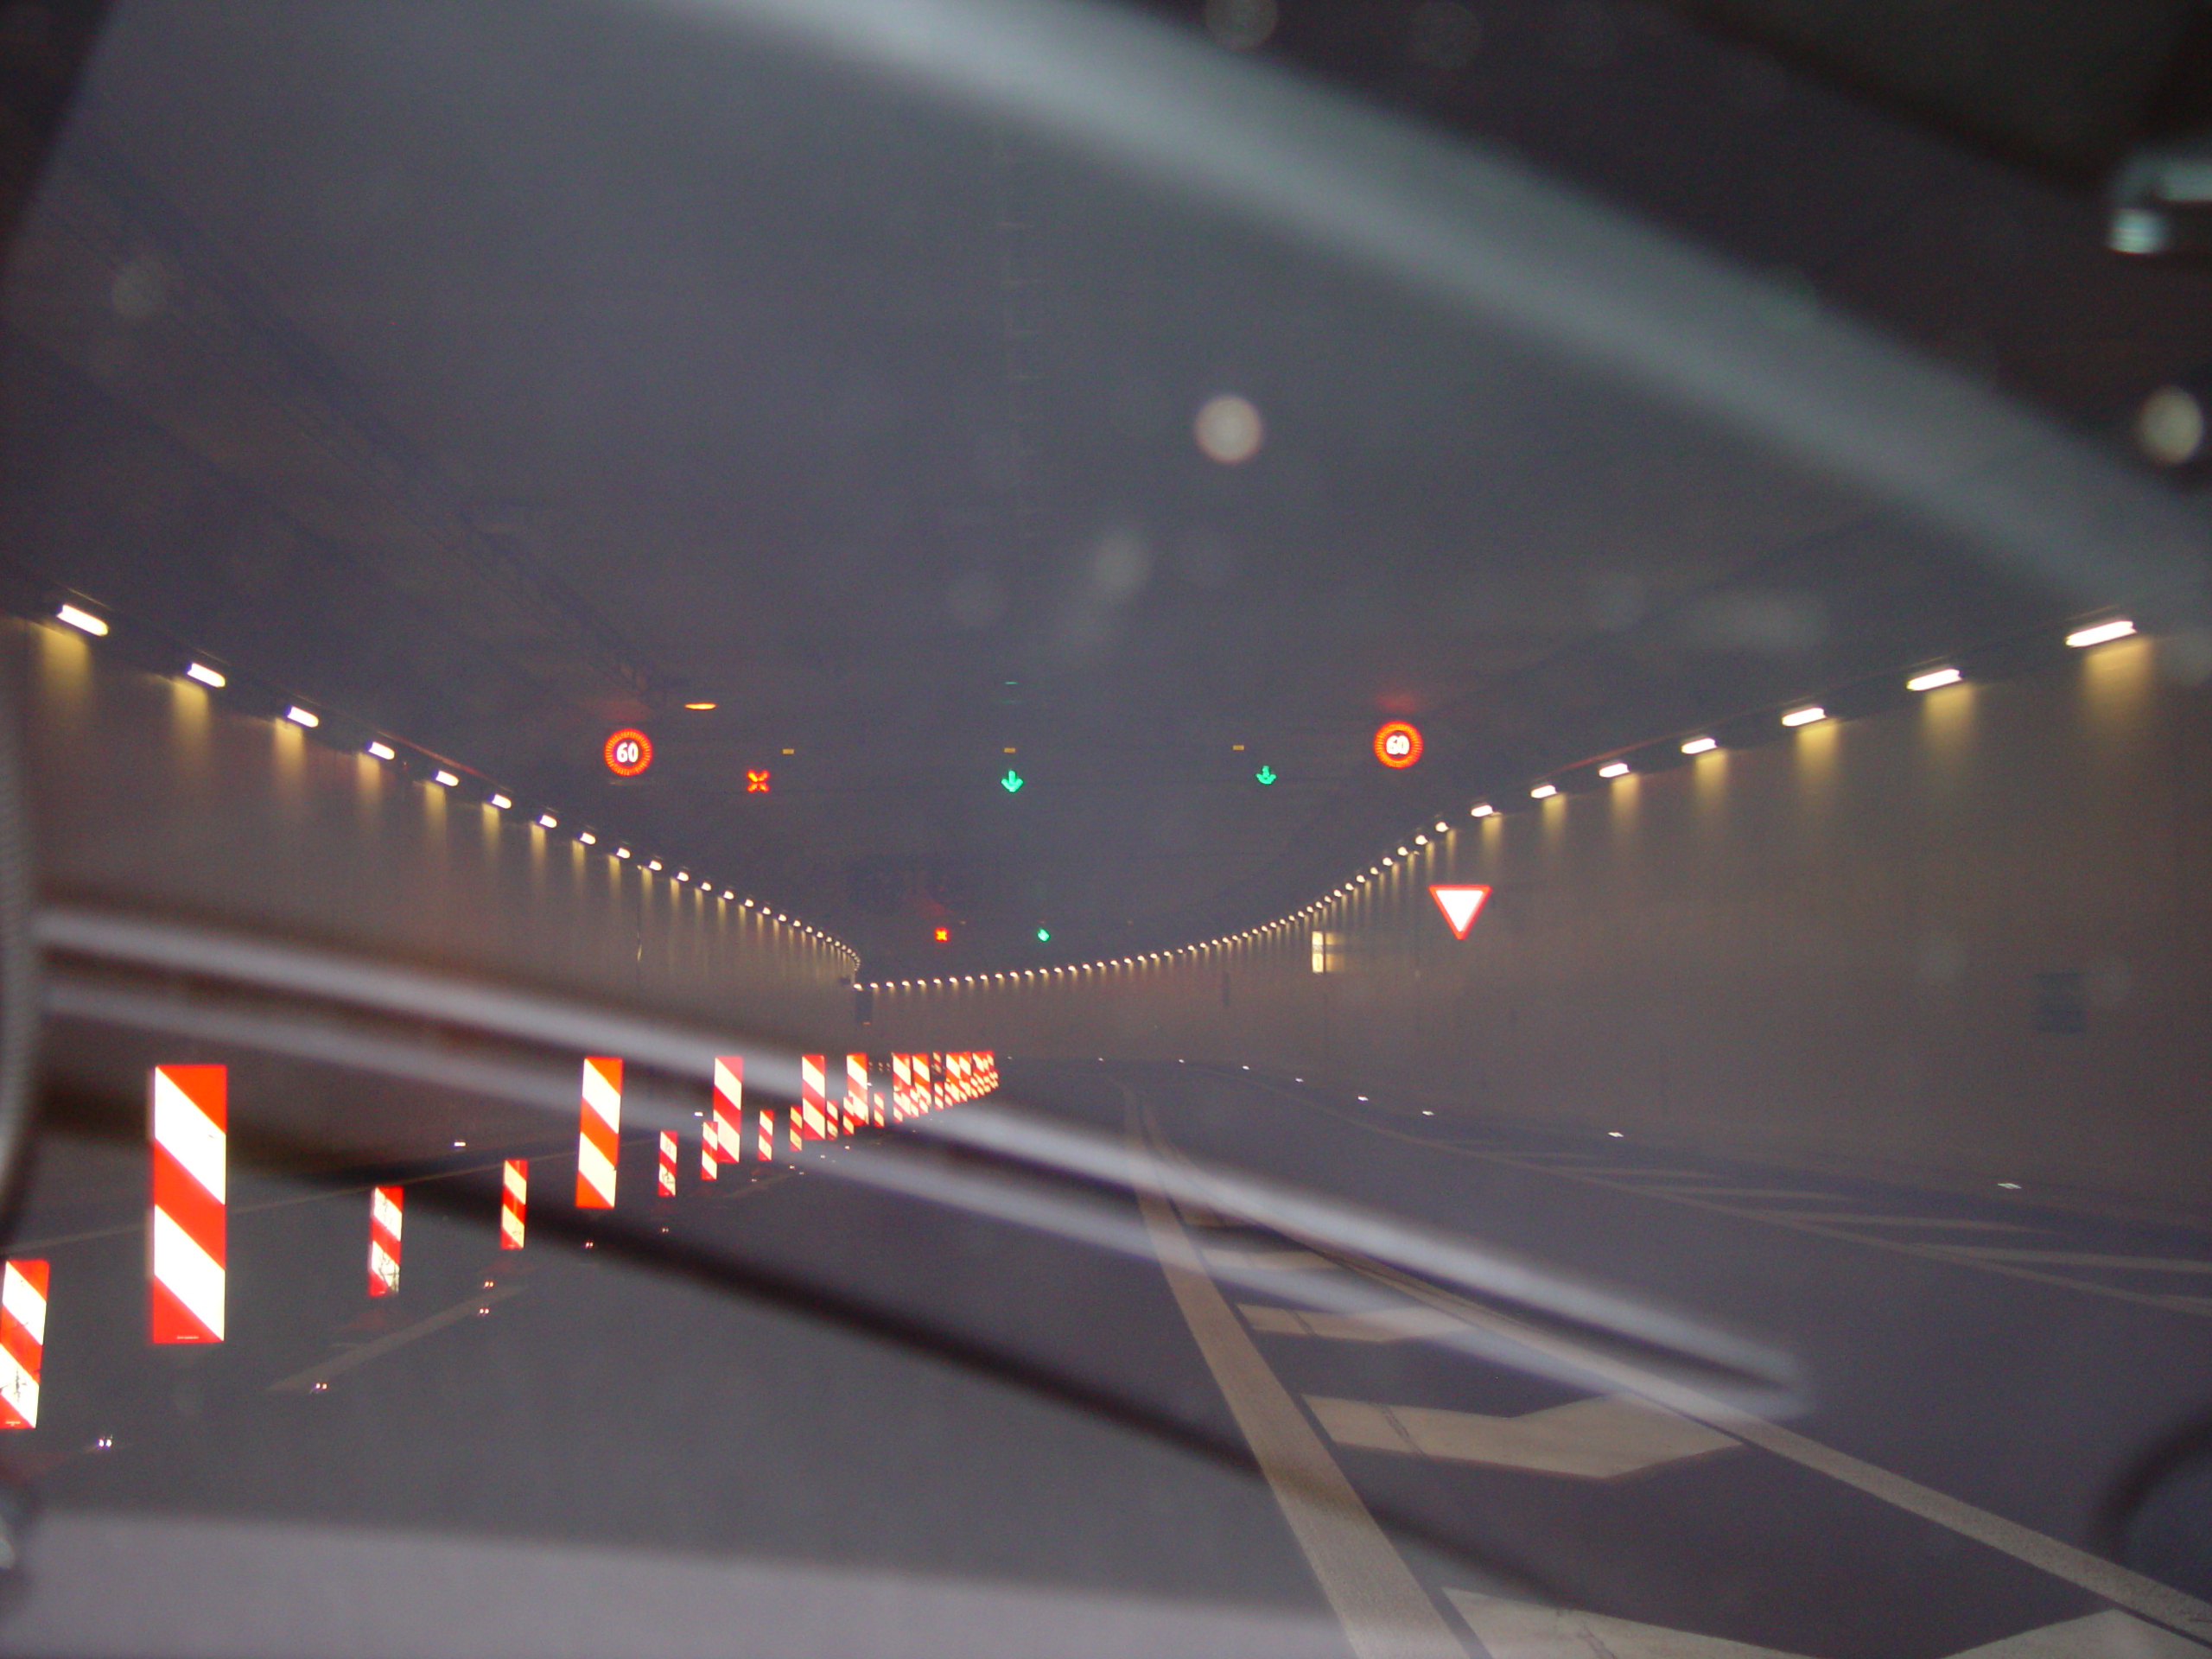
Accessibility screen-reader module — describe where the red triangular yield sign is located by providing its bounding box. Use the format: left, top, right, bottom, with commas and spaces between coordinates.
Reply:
1431, 885, 1491, 939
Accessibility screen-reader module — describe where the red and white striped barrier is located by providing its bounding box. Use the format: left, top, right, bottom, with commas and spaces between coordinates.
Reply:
846, 1053, 868, 1135
758, 1107, 775, 1161
575, 1056, 622, 1209
981, 1051, 998, 1093
788, 1101, 803, 1153
914, 1053, 933, 1115
367, 1185, 403, 1297
801, 1056, 828, 1141
149, 1063, 226, 1344
892, 1053, 912, 1120
658, 1130, 677, 1197
713, 1058, 744, 1166
500, 1160, 527, 1249
0, 1259, 48, 1429
701, 1116, 719, 1181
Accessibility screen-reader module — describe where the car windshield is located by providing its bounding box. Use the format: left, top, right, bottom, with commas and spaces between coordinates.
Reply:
0, 1, 2209, 1655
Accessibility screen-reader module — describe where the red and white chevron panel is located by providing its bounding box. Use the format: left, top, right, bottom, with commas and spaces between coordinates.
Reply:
981, 1052, 998, 1094
0, 1259, 48, 1429
701, 1116, 719, 1181
658, 1130, 677, 1197
758, 1107, 775, 1161
787, 1101, 803, 1153
575, 1056, 622, 1209
846, 1053, 868, 1135
712, 1058, 743, 1166
801, 1055, 828, 1141
499, 1160, 527, 1249
892, 1053, 912, 1120
914, 1053, 933, 1115
149, 1063, 226, 1344
367, 1185, 403, 1297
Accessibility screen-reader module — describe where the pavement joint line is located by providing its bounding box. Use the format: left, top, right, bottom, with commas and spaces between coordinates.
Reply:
268, 1282, 528, 1393
1128, 1099, 1466, 1659
1281, 1088, 2212, 1322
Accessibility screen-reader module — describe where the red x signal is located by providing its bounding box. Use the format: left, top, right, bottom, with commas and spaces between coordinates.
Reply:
746, 770, 772, 793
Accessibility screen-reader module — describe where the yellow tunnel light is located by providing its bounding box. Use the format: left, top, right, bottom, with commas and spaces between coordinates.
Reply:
284, 706, 320, 728
366, 741, 397, 761
489, 792, 512, 810
1781, 705, 1826, 728
1681, 736, 1717, 755
185, 662, 226, 689
1530, 783, 1557, 799
579, 831, 597, 845
1906, 667, 1961, 692
537, 813, 558, 830
1414, 835, 1428, 846
432, 770, 460, 788
1599, 761, 1630, 779
2066, 619, 2135, 648
1471, 804, 1494, 817
55, 603, 108, 637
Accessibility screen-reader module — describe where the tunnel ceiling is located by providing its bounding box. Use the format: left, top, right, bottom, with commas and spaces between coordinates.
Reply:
3, 0, 2209, 976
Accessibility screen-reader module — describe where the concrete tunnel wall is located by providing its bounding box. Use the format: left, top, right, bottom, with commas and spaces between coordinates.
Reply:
868, 634, 2212, 1209
15, 618, 856, 1057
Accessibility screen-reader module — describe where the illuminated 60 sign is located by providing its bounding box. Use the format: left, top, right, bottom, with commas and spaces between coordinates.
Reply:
1373, 720, 1422, 769
603, 728, 653, 778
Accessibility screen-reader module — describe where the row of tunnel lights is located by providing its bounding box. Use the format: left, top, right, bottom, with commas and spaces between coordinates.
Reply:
48, 602, 859, 965
861, 615, 2142, 996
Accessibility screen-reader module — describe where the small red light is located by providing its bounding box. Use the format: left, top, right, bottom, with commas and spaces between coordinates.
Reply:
1373, 721, 1423, 769
933, 927, 950, 943
745, 769, 771, 793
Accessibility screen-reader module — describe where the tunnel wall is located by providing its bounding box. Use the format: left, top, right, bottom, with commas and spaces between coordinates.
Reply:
16, 619, 855, 1050
872, 635, 2212, 1206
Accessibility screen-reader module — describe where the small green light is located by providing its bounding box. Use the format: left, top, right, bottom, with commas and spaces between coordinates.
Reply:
1036, 926, 1051, 943
1255, 764, 1278, 785
1001, 769, 1025, 793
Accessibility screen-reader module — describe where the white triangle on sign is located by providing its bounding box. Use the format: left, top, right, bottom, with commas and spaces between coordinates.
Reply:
1431, 885, 1491, 938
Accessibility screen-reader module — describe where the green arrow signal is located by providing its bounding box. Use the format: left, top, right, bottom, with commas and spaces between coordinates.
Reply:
1255, 765, 1278, 785
1001, 769, 1025, 793
1035, 926, 1051, 943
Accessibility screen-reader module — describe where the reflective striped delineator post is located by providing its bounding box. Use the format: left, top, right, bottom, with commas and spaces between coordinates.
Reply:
892, 1054, 912, 1120
149, 1063, 226, 1344
758, 1107, 775, 1161
701, 1116, 719, 1181
801, 1056, 828, 1141
846, 1053, 868, 1135
575, 1056, 622, 1209
658, 1131, 677, 1197
0, 1259, 48, 1429
712, 1058, 743, 1167
912, 1054, 931, 1116
367, 1185, 403, 1297
499, 1160, 527, 1249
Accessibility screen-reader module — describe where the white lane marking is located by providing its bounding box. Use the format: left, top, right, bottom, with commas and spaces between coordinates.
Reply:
1648, 1189, 1858, 1202
1134, 1124, 1465, 1659
1345, 1258, 2212, 1642
1560, 1168, 1725, 1180
1205, 1247, 1341, 1273
1310, 1394, 1738, 1479
1241, 1303, 1466, 1343
1447, 1590, 1809, 1656
1951, 1610, 2212, 1656
1927, 1250, 2212, 1274
1747, 1214, 2034, 1232
268, 1284, 524, 1393
1446, 1595, 2209, 1657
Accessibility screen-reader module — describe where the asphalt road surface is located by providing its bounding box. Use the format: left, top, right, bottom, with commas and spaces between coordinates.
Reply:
1, 1058, 2208, 1657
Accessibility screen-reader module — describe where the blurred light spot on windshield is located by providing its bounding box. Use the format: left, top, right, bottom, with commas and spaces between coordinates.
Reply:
1202, 0, 1275, 51
2136, 386, 2204, 467
1194, 393, 1264, 464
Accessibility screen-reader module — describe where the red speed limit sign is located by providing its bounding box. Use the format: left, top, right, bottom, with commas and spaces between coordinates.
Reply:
603, 728, 653, 778
1372, 720, 1422, 769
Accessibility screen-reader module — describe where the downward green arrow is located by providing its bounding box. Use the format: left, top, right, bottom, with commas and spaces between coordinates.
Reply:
1001, 769, 1025, 792
1255, 765, 1278, 785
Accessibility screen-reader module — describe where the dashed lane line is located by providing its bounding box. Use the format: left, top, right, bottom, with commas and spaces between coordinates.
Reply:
1279, 1093, 2212, 1322
268, 1283, 528, 1393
